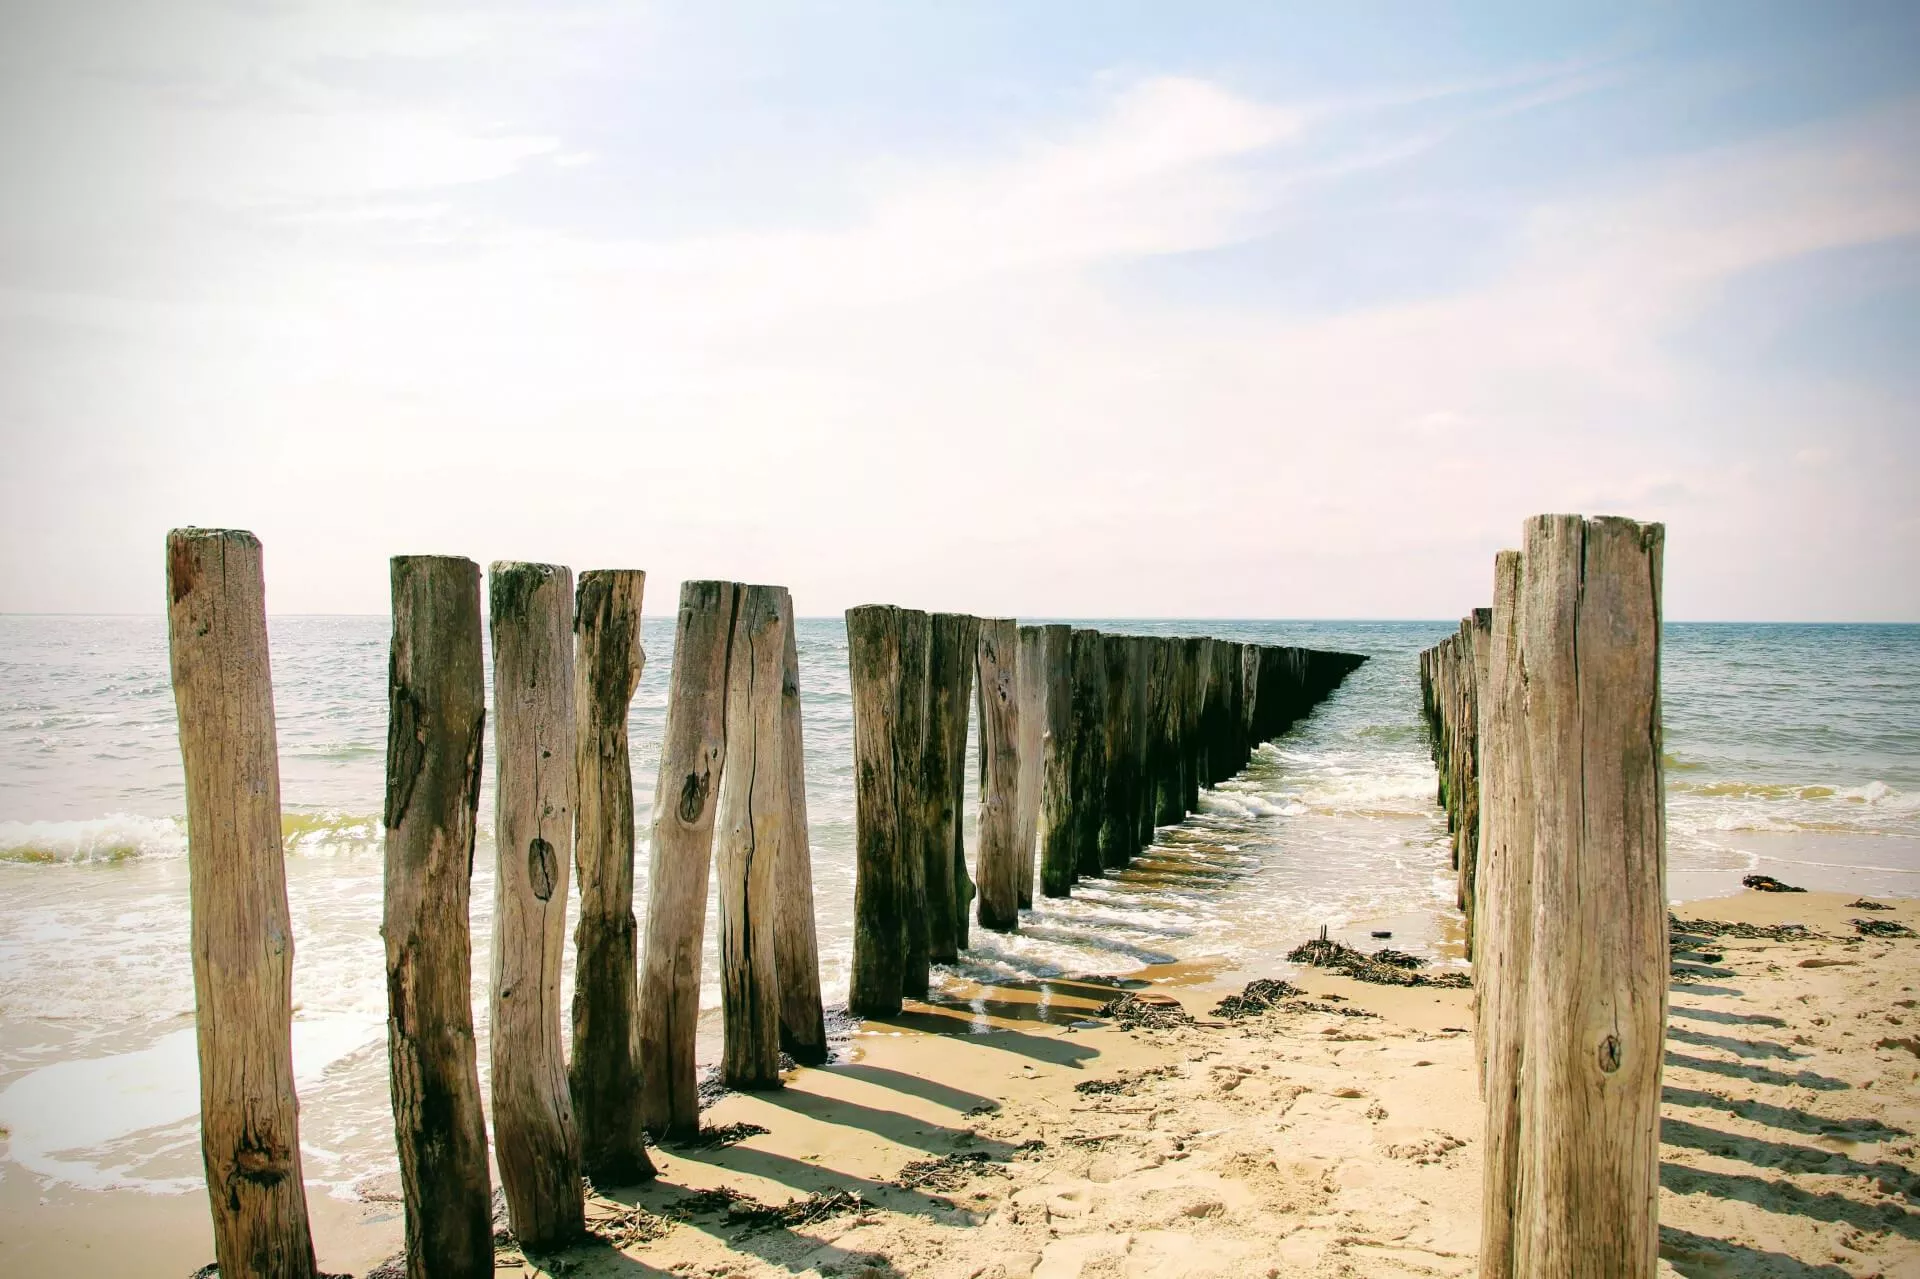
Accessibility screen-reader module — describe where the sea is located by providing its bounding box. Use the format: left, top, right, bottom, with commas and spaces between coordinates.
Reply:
0, 615, 1914, 1201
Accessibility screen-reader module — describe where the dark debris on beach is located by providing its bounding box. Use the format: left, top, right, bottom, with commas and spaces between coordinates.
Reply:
1848, 898, 1895, 911
1742, 874, 1806, 893
1285, 936, 1471, 989
1853, 917, 1916, 939
1670, 914, 1818, 942
1098, 991, 1195, 1029
1211, 978, 1304, 1018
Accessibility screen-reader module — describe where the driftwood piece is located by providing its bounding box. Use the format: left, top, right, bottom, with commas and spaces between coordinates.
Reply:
487, 561, 584, 1248
639, 580, 737, 1139
773, 593, 829, 1064
569, 569, 657, 1186
166, 528, 318, 1279
716, 585, 790, 1089
974, 618, 1021, 932
384, 555, 493, 1275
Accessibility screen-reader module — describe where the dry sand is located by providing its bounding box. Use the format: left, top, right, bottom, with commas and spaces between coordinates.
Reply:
2, 891, 1915, 1278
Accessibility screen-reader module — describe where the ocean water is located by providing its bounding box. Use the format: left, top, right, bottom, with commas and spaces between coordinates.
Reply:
0, 615, 1914, 1199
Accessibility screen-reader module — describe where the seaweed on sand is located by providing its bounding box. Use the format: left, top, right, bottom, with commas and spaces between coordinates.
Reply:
1285, 936, 1471, 989
1098, 992, 1195, 1029
1211, 978, 1302, 1019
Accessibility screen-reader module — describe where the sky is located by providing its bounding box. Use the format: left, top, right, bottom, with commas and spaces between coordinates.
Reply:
1, 2, 1916, 621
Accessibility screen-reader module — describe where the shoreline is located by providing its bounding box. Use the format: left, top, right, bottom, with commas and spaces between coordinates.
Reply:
5, 889, 1913, 1276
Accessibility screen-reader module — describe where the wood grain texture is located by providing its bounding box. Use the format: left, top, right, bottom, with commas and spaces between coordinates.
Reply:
974, 618, 1021, 932
716, 585, 789, 1089
1512, 515, 1666, 1279
568, 569, 657, 1186
772, 589, 828, 1065
384, 555, 493, 1276
639, 580, 737, 1139
487, 561, 584, 1248
1036, 624, 1076, 898
1068, 628, 1108, 880
166, 528, 318, 1279
925, 613, 978, 963
1098, 633, 1136, 871
895, 609, 934, 999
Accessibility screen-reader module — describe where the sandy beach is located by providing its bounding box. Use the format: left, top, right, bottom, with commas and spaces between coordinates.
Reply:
1, 889, 1910, 1278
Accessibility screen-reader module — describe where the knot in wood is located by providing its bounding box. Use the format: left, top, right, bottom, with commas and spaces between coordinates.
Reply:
528, 837, 558, 901
678, 769, 710, 823
1597, 1033, 1623, 1074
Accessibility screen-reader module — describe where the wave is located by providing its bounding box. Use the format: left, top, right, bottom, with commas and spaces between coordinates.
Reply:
0, 811, 388, 865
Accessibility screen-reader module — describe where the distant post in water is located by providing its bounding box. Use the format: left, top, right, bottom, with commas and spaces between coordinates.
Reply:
1509, 515, 1666, 1278
1013, 625, 1048, 909
488, 562, 584, 1248
1037, 623, 1076, 897
640, 580, 737, 1139
974, 618, 1021, 931
383, 555, 493, 1277
716, 585, 789, 1089
925, 613, 978, 963
568, 569, 657, 1185
166, 528, 318, 1279
773, 592, 829, 1065
848, 605, 907, 1016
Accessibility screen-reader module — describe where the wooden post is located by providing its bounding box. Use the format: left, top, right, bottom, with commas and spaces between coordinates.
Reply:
487, 562, 584, 1248
896, 609, 934, 999
974, 618, 1021, 931
848, 605, 906, 1016
1509, 516, 1666, 1278
1153, 638, 1185, 826
1013, 625, 1047, 910
1068, 628, 1108, 879
925, 613, 978, 963
1477, 551, 1530, 1279
1180, 638, 1207, 813
1037, 623, 1076, 898
716, 585, 789, 1089
1129, 636, 1154, 850
773, 591, 829, 1065
384, 555, 493, 1276
1240, 642, 1261, 767
568, 569, 657, 1186
166, 528, 318, 1279
639, 580, 737, 1140
1098, 633, 1136, 870
1456, 610, 1491, 955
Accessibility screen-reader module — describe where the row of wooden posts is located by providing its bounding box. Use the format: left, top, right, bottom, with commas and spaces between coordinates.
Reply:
163, 526, 1368, 1279
1418, 514, 1667, 1279
842, 607, 1367, 1018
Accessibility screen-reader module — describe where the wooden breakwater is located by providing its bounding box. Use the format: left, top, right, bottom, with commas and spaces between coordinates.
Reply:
845, 610, 1367, 1017
1420, 515, 1666, 1279
164, 526, 1369, 1276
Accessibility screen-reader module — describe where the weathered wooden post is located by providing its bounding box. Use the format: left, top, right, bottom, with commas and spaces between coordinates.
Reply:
1013, 625, 1048, 909
1180, 637, 1208, 812
848, 605, 907, 1016
1128, 636, 1154, 850
1507, 515, 1666, 1278
896, 608, 934, 999
925, 613, 978, 964
1456, 609, 1491, 954
1037, 623, 1077, 897
488, 562, 584, 1248
384, 555, 493, 1276
1476, 550, 1529, 1278
1098, 633, 1136, 870
773, 592, 829, 1065
568, 569, 657, 1186
1067, 628, 1109, 879
166, 528, 318, 1279
1153, 638, 1185, 826
639, 580, 736, 1139
716, 585, 789, 1089
974, 618, 1021, 931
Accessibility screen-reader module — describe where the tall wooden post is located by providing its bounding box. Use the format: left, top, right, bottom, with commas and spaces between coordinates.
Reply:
1154, 638, 1185, 826
1129, 636, 1154, 849
925, 613, 978, 963
974, 618, 1021, 931
896, 609, 934, 999
716, 585, 789, 1089
488, 562, 584, 1248
384, 555, 493, 1277
773, 592, 829, 1065
1037, 623, 1076, 897
166, 528, 318, 1279
640, 580, 737, 1139
1180, 638, 1207, 812
568, 569, 657, 1186
1068, 628, 1108, 879
1098, 633, 1136, 871
1509, 516, 1666, 1278
1013, 625, 1047, 910
1477, 551, 1530, 1279
848, 605, 907, 1016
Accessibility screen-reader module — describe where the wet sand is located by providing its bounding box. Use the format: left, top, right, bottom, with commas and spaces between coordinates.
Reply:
2, 891, 1915, 1277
